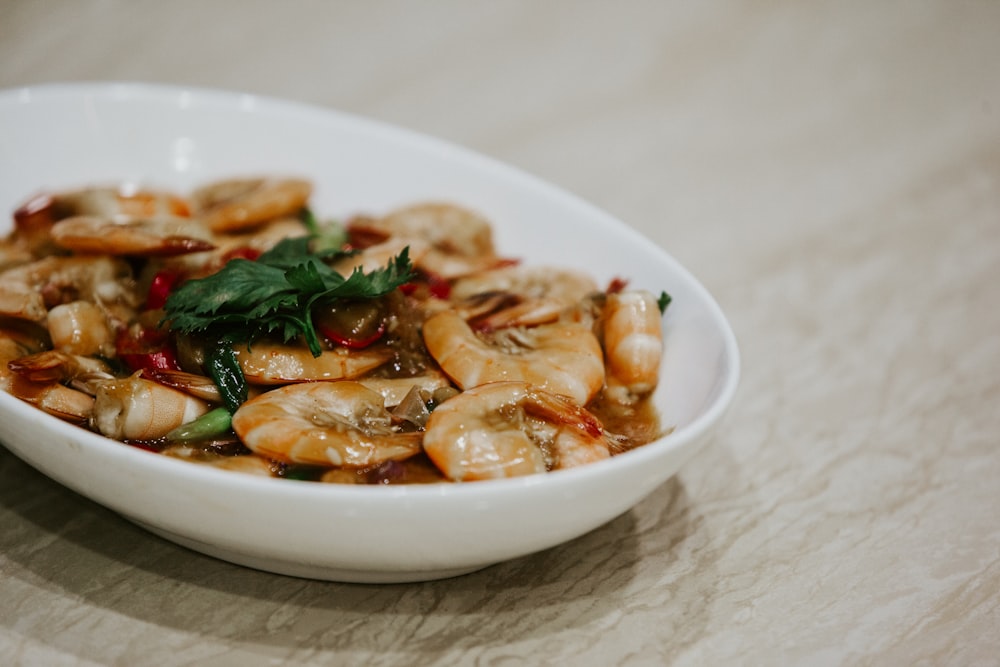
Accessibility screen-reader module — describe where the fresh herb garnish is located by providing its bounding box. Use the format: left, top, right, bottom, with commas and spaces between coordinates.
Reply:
163, 236, 414, 359
657, 290, 672, 314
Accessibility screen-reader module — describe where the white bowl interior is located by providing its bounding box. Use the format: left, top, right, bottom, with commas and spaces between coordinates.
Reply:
0, 83, 739, 582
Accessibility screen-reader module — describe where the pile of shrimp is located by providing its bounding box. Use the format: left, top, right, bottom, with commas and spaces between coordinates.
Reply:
0, 178, 666, 483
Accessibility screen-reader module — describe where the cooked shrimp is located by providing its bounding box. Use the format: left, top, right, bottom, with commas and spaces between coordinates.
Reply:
233, 341, 392, 385
50, 216, 215, 257
1, 338, 95, 423
452, 292, 568, 332
141, 368, 229, 403
422, 310, 605, 406
10, 186, 191, 255
331, 237, 429, 276
0, 238, 32, 272
210, 455, 278, 476
602, 290, 663, 404
52, 186, 191, 221
7, 349, 114, 394
422, 381, 609, 481
356, 370, 452, 407
349, 203, 499, 279
451, 265, 597, 304
450, 265, 599, 331
0, 283, 47, 321
231, 380, 422, 467
0, 255, 140, 319
91, 374, 210, 440
6, 377, 95, 424
191, 177, 312, 232
47, 300, 116, 357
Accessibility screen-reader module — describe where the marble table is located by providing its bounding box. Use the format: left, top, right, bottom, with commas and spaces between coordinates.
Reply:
2, 2, 998, 664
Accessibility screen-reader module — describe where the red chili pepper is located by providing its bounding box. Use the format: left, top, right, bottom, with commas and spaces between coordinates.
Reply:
116, 327, 183, 372
319, 320, 387, 349
401, 270, 451, 300
427, 273, 451, 299
147, 270, 183, 309
120, 348, 183, 372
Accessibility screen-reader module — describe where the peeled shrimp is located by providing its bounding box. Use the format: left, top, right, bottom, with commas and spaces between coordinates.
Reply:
49, 186, 191, 222
50, 216, 215, 257
356, 370, 453, 407
1, 338, 95, 424
449, 265, 599, 331
231, 380, 422, 467
91, 374, 210, 440
423, 381, 609, 481
47, 300, 116, 357
422, 310, 605, 406
0, 255, 139, 321
331, 237, 429, 276
451, 265, 598, 304
350, 203, 499, 279
0, 283, 47, 321
0, 239, 32, 273
233, 342, 392, 385
142, 368, 239, 403
191, 177, 312, 233
7, 349, 114, 394
602, 290, 663, 404
11, 186, 191, 255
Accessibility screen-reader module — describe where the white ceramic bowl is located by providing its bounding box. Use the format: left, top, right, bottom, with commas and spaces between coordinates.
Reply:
0, 83, 739, 583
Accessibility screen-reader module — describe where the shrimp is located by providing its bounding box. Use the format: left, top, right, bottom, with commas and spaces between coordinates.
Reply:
0, 283, 47, 321
422, 381, 610, 481
601, 290, 663, 404
449, 265, 599, 331
231, 380, 422, 467
10, 186, 191, 256
356, 370, 452, 407
7, 349, 115, 394
91, 374, 210, 441
421, 310, 605, 406
210, 455, 278, 476
331, 237, 430, 276
191, 177, 313, 232
0, 255, 140, 321
451, 265, 598, 304
50, 216, 215, 257
0, 238, 32, 272
142, 368, 237, 403
50, 186, 191, 221
1, 338, 95, 424
233, 341, 392, 385
349, 203, 500, 279
47, 300, 116, 357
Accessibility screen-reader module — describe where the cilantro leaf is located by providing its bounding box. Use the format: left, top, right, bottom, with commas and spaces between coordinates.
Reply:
163, 237, 413, 357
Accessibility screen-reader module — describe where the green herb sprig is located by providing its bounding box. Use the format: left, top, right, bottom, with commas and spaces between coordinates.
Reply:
164, 236, 412, 358
657, 290, 672, 314
162, 236, 412, 413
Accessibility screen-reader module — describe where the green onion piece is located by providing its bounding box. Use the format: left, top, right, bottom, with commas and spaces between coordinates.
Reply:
165, 407, 232, 442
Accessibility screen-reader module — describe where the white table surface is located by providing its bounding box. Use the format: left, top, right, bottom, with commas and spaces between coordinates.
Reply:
2, 1, 998, 665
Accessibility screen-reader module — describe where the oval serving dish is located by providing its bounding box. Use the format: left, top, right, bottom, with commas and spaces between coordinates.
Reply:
0, 83, 739, 583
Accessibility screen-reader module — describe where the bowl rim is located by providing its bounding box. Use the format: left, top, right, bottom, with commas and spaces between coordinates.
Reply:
0, 81, 741, 501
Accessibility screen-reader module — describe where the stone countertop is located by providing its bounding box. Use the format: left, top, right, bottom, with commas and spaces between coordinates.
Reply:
1, 2, 998, 664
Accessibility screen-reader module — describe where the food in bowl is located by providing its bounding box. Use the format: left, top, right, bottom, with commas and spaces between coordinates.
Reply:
1, 176, 672, 484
